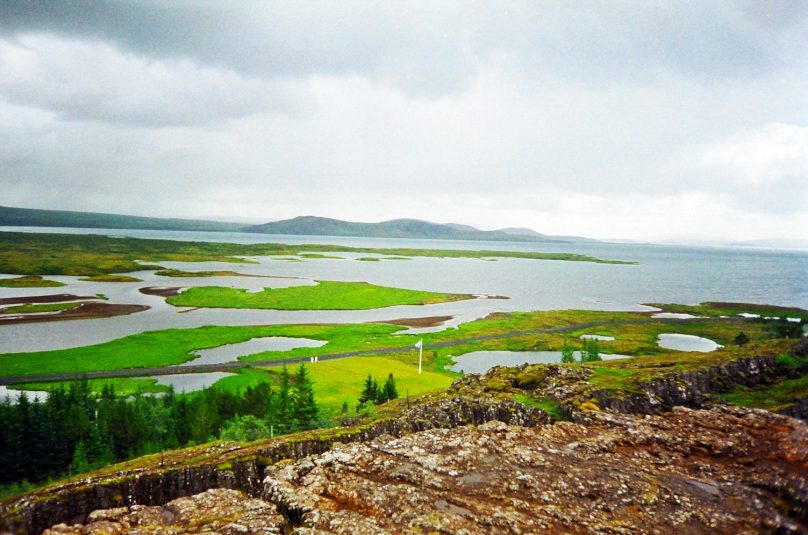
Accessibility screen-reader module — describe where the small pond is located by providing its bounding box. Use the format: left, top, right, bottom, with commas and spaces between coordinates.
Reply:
0, 385, 49, 403
183, 336, 326, 366
651, 312, 698, 319
153, 372, 233, 392
446, 350, 630, 374
657, 333, 722, 352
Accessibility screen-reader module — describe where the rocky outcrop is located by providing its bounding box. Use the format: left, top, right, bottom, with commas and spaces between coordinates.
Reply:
1, 397, 547, 534
782, 398, 808, 420
43, 489, 285, 534
592, 355, 779, 413
6, 345, 807, 534
40, 406, 808, 534
452, 354, 785, 416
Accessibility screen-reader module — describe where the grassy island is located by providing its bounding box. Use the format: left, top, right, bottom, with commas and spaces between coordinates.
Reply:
0, 275, 64, 288
0, 231, 634, 277
155, 269, 258, 278
1, 302, 81, 314
166, 281, 474, 310
79, 274, 142, 282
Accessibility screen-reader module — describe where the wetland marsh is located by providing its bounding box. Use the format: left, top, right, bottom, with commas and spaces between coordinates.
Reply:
1, 226, 806, 506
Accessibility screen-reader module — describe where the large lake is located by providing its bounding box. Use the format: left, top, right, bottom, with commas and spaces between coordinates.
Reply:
1, 226, 806, 353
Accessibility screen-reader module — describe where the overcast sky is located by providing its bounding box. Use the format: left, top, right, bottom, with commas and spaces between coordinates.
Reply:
1, 1, 807, 241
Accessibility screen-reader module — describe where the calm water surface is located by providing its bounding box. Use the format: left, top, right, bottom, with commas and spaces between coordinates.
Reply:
184, 336, 326, 366
657, 334, 722, 352
447, 350, 630, 374
153, 372, 234, 392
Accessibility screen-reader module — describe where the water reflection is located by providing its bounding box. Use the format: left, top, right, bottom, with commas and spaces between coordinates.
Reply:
152, 372, 234, 392
184, 336, 326, 366
446, 350, 630, 374
0, 385, 48, 403
657, 334, 722, 352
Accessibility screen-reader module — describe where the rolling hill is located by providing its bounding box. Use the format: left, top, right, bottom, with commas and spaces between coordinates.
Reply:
0, 206, 596, 243
244, 216, 571, 242
0, 206, 246, 233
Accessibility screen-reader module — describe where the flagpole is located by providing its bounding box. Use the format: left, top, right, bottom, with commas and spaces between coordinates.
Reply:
418, 342, 423, 374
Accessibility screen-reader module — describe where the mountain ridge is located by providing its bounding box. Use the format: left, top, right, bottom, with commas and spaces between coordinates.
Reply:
243, 215, 572, 243
0, 206, 596, 244
0, 205, 245, 233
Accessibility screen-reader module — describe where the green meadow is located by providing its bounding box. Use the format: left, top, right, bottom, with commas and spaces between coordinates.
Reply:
0, 307, 780, 381
165, 281, 473, 310
207, 359, 455, 416
0, 323, 404, 377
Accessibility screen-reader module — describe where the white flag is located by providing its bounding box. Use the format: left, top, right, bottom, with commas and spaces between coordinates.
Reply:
414, 339, 423, 349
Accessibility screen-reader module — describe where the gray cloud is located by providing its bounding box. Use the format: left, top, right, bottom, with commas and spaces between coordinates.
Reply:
3, 1, 804, 91
0, 1, 806, 240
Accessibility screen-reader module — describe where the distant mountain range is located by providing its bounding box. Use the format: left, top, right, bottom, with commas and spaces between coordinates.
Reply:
242, 216, 585, 242
0, 205, 244, 233
0, 206, 594, 243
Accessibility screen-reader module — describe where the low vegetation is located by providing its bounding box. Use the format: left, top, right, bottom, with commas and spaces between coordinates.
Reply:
0, 275, 64, 288
78, 274, 142, 282
1, 302, 81, 315
717, 375, 808, 412
0, 323, 404, 377
0, 308, 783, 379
299, 253, 344, 259
648, 301, 808, 321
0, 230, 633, 277
14, 377, 169, 396
582, 339, 795, 392
155, 269, 257, 278
166, 281, 473, 310
304, 357, 453, 416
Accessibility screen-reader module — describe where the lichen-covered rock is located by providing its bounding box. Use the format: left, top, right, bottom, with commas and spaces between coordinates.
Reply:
34, 406, 808, 534
1, 397, 546, 534
260, 406, 807, 534
41, 489, 285, 534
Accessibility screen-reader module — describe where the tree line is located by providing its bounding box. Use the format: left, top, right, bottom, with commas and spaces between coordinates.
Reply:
561, 338, 602, 363
0, 364, 318, 493
356, 372, 398, 410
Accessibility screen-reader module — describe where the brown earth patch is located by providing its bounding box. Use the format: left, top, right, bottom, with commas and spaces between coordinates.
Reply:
0, 302, 148, 325
0, 294, 97, 305
139, 286, 182, 297
375, 315, 454, 328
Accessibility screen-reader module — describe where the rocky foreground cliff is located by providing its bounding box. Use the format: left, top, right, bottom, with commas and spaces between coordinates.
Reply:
3, 339, 808, 534
39, 406, 808, 534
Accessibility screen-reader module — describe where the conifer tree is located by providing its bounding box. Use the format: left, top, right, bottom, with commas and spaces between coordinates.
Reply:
291, 364, 318, 430
561, 338, 575, 363
277, 365, 292, 431
358, 374, 379, 405
580, 339, 601, 363
735, 331, 750, 346
70, 440, 89, 474
382, 373, 398, 402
